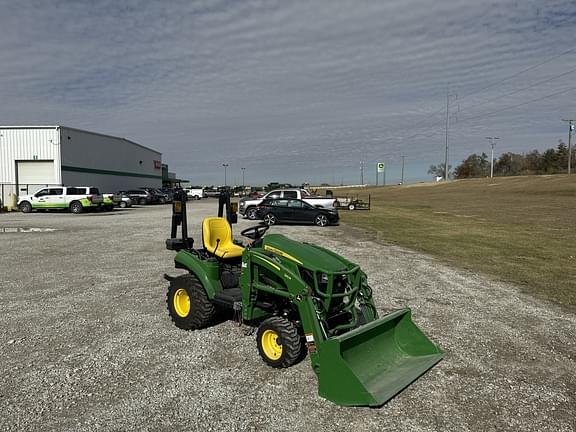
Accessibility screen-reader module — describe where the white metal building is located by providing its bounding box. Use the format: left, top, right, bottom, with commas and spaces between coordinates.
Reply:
0, 126, 162, 201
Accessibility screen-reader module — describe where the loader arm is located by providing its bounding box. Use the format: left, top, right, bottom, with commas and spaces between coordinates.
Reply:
242, 241, 443, 407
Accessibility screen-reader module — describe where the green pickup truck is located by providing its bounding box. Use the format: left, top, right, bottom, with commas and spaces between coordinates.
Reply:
101, 193, 121, 211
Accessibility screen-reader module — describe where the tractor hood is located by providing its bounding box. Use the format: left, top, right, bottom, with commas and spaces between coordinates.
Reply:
261, 234, 349, 272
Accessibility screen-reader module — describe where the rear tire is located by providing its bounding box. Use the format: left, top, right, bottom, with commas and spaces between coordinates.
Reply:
70, 201, 83, 214
246, 207, 258, 220
256, 317, 303, 368
263, 213, 276, 225
19, 201, 32, 213
314, 214, 328, 227
348, 203, 356, 211
167, 275, 215, 330
119, 201, 127, 208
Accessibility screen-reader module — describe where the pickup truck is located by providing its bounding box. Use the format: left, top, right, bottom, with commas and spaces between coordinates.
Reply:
239, 188, 336, 220
101, 193, 121, 211
185, 187, 205, 200
18, 186, 103, 214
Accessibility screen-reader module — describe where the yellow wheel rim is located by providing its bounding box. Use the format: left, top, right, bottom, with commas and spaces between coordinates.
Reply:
173, 288, 190, 317
261, 329, 282, 360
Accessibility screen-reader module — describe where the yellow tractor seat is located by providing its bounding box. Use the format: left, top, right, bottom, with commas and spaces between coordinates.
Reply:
202, 217, 244, 259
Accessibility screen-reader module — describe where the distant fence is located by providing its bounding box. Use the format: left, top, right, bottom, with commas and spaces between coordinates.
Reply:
0, 183, 60, 207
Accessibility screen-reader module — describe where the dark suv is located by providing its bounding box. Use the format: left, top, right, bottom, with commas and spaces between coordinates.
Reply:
122, 189, 157, 205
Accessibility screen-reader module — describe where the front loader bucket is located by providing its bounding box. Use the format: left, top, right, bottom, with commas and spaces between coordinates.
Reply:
316, 308, 443, 406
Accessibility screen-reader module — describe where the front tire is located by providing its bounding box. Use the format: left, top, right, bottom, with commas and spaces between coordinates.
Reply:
119, 201, 127, 208
139, 198, 147, 205
263, 213, 276, 225
167, 275, 215, 330
348, 203, 356, 211
19, 201, 32, 213
70, 201, 83, 214
256, 317, 303, 368
314, 214, 328, 227
246, 207, 258, 220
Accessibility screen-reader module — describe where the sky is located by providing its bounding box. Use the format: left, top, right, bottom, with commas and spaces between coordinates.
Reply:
1, 0, 575, 186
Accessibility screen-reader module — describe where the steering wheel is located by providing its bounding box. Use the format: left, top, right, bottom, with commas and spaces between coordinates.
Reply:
241, 224, 269, 240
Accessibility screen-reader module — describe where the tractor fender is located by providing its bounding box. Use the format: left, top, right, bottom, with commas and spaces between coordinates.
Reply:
174, 250, 222, 299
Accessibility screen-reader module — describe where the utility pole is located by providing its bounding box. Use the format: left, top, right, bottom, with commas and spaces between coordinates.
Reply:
444, 91, 450, 181
375, 163, 378, 186
360, 160, 364, 185
241, 167, 246, 192
400, 156, 406, 184
562, 119, 574, 175
485, 137, 500, 178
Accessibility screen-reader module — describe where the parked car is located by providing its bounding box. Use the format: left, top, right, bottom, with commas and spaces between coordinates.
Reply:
140, 187, 167, 204
118, 194, 132, 208
101, 193, 121, 211
122, 189, 157, 205
159, 188, 174, 203
255, 198, 339, 227
203, 188, 220, 198
17, 186, 103, 214
240, 188, 336, 220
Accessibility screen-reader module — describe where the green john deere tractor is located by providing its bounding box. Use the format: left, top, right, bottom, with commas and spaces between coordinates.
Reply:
164, 190, 443, 406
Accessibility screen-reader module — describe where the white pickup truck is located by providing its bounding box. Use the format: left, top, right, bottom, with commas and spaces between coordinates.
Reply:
18, 186, 103, 214
239, 189, 336, 220
185, 187, 205, 200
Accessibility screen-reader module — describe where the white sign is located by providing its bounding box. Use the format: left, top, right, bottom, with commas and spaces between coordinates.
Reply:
377, 162, 385, 173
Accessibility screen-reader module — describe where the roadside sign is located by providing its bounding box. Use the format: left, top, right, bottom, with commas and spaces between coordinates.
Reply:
377, 162, 385, 173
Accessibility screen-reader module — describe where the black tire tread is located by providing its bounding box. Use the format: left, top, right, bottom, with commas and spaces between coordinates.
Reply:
19, 201, 32, 213
246, 207, 257, 220
257, 316, 303, 368
314, 214, 327, 226
263, 213, 276, 225
70, 201, 83, 214
167, 275, 215, 330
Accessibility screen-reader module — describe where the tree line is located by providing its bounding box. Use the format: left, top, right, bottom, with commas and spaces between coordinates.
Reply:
429, 141, 575, 179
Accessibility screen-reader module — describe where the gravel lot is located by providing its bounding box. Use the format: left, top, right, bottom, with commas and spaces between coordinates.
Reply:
1, 202, 575, 432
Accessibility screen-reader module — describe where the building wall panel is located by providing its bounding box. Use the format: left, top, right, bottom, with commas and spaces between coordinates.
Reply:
0, 127, 61, 184
60, 127, 162, 191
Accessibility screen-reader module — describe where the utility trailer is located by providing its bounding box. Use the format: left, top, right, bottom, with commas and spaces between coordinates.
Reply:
334, 194, 371, 211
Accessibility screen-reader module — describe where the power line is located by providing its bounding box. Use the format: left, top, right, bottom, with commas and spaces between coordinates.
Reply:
460, 47, 576, 100
462, 66, 576, 111
459, 85, 576, 124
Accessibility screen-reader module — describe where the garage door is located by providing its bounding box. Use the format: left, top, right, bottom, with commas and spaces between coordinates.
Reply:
17, 161, 57, 195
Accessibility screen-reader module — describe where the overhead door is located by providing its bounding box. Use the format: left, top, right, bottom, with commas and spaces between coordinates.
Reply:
17, 160, 57, 195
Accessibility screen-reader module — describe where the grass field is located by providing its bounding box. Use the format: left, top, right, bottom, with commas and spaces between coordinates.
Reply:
337, 175, 576, 309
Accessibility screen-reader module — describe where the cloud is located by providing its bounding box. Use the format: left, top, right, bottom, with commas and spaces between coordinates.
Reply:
1, 0, 575, 184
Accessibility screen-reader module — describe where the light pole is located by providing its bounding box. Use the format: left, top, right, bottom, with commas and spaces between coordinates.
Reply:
400, 155, 406, 184
222, 163, 229, 186
485, 137, 500, 178
241, 167, 246, 192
